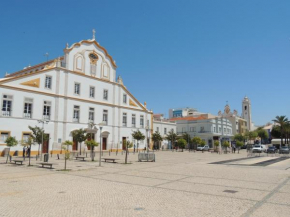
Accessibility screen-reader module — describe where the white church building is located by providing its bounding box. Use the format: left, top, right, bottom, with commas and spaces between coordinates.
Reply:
0, 31, 153, 156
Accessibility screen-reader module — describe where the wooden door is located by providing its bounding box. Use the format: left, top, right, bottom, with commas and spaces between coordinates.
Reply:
122, 137, 126, 150
102, 137, 107, 150
42, 134, 49, 153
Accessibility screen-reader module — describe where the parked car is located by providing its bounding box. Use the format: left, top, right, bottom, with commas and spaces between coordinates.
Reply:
266, 146, 277, 154
241, 144, 247, 149
279, 146, 290, 154
197, 145, 210, 151
252, 145, 266, 153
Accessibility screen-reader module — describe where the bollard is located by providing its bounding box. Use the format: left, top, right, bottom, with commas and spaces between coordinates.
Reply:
9, 155, 12, 162
57, 154, 60, 160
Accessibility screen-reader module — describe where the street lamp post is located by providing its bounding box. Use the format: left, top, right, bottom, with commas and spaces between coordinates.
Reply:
88, 122, 98, 161
38, 119, 49, 160
99, 121, 105, 166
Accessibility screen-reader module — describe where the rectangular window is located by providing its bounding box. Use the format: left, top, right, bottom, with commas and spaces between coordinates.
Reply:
0, 132, 9, 143
103, 89, 108, 100
182, 127, 186, 133
123, 94, 127, 104
43, 101, 51, 120
89, 87, 95, 98
190, 127, 193, 132
224, 128, 226, 133
123, 113, 127, 127
103, 110, 108, 125
132, 114, 136, 127
74, 83, 80, 95
45, 76, 52, 89
213, 127, 216, 133
23, 98, 33, 118
200, 126, 204, 132
73, 105, 80, 122
164, 128, 167, 134
219, 127, 221, 133
156, 127, 159, 132
23, 133, 31, 143
140, 115, 144, 128
88, 107, 94, 123
2, 95, 13, 117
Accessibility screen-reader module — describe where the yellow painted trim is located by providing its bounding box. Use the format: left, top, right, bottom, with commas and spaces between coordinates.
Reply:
129, 99, 137, 107
64, 40, 117, 68
20, 78, 40, 88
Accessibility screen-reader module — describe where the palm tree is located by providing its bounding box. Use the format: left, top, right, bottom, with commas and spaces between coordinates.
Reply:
272, 116, 289, 147
165, 129, 177, 150
152, 131, 163, 150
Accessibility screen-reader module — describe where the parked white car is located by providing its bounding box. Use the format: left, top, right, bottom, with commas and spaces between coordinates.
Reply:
252, 145, 266, 153
197, 145, 210, 151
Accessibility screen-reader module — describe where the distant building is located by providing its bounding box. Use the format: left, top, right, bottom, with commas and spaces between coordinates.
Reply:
170, 115, 233, 148
153, 114, 176, 149
169, 107, 204, 119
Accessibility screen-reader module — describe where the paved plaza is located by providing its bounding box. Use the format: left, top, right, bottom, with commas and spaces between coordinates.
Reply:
1, 150, 290, 217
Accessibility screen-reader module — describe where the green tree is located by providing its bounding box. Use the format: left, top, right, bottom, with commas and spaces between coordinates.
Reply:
5, 136, 18, 163
177, 138, 186, 151
222, 141, 230, 153
236, 141, 243, 153
125, 141, 133, 164
246, 131, 258, 144
85, 139, 99, 161
214, 140, 219, 151
152, 131, 163, 150
62, 140, 73, 170
132, 130, 145, 151
182, 133, 191, 149
256, 129, 268, 144
200, 140, 206, 147
192, 136, 202, 149
165, 129, 177, 149
271, 125, 281, 139
234, 134, 245, 142
20, 137, 34, 166
72, 129, 87, 155
272, 115, 289, 146
28, 126, 49, 157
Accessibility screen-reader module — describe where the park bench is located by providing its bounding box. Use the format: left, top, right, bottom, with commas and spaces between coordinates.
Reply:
38, 162, 55, 169
75, 156, 86, 161
12, 160, 23, 165
103, 158, 119, 163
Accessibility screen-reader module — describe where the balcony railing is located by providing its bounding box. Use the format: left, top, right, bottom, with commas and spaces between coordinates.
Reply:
2, 111, 11, 117
43, 115, 50, 120
24, 113, 32, 118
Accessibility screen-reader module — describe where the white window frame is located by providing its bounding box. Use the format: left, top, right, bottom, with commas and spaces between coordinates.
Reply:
2, 94, 13, 117
73, 105, 80, 123
74, 83, 81, 95
103, 89, 108, 100
45, 75, 52, 89
123, 94, 127, 104
23, 98, 33, 119
88, 107, 94, 123
140, 115, 144, 128
132, 114, 136, 127
123, 113, 127, 127
43, 101, 51, 120
89, 86, 95, 98
103, 110, 108, 125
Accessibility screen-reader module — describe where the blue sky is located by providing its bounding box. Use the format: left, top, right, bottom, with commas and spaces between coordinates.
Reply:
0, 0, 290, 125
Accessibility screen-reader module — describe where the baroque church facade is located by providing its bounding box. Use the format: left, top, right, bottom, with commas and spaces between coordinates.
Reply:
217, 96, 254, 135
0, 32, 153, 155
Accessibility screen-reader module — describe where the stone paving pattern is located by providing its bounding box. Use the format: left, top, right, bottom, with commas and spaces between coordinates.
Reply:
0, 150, 290, 217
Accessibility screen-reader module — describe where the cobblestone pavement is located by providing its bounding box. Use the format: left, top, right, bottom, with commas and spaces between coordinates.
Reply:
0, 150, 290, 217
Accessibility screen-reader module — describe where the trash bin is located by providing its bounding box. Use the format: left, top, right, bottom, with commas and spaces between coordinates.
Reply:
44, 154, 49, 162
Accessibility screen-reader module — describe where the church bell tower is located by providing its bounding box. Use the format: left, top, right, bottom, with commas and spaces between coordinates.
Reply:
242, 96, 252, 131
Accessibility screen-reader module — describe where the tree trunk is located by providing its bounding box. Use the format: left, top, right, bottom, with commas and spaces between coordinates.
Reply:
29, 145, 31, 166
64, 157, 67, 170
92, 146, 95, 161
79, 142, 81, 155
6, 148, 10, 164
125, 145, 128, 164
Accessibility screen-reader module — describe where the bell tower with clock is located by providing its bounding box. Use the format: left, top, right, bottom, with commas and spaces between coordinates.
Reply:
242, 96, 252, 131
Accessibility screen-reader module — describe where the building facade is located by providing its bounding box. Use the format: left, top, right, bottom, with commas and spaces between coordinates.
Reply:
153, 114, 176, 149
0, 33, 153, 155
171, 116, 233, 148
